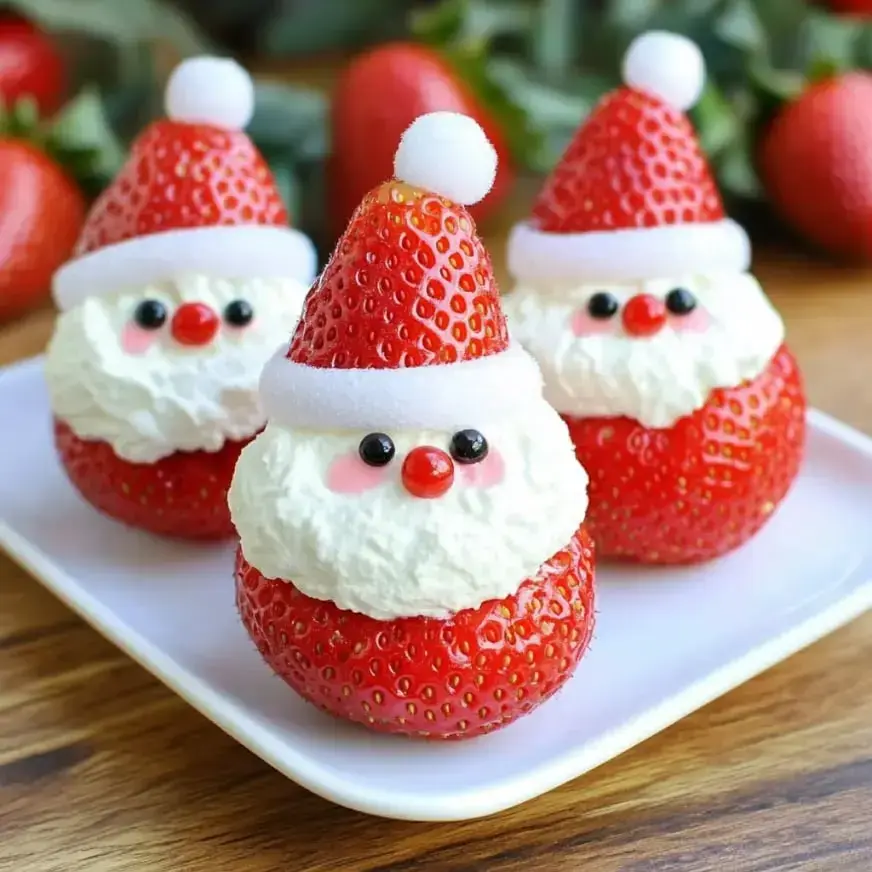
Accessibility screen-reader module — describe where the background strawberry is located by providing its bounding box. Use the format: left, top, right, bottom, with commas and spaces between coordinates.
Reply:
327, 43, 516, 240
54, 419, 248, 539
0, 15, 66, 117
0, 139, 84, 322
759, 73, 872, 261
822, 0, 872, 14
564, 346, 806, 564
235, 527, 595, 739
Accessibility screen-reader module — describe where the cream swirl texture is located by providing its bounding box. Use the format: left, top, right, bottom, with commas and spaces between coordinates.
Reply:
502, 272, 785, 428
45, 274, 307, 463
229, 399, 589, 621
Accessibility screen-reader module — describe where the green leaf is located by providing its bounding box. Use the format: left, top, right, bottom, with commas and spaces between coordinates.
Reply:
717, 138, 763, 200
530, 0, 579, 80
2, 97, 41, 139
692, 82, 743, 158
412, 0, 534, 46
800, 11, 869, 76
48, 87, 127, 179
248, 81, 328, 161
440, 47, 546, 170
269, 161, 300, 221
750, 0, 811, 70
486, 59, 609, 170
714, 0, 765, 55
5, 0, 213, 53
259, 0, 405, 56
411, 0, 466, 44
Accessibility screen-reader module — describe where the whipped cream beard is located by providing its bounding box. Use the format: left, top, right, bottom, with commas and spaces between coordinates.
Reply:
503, 272, 786, 429
229, 399, 589, 621
45, 274, 308, 464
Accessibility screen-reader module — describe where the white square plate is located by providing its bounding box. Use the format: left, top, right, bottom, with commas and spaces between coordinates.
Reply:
1, 356, 871, 822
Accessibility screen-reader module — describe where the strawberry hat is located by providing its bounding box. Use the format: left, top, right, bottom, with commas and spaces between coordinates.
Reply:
260, 111, 541, 432
52, 56, 317, 311
508, 31, 751, 283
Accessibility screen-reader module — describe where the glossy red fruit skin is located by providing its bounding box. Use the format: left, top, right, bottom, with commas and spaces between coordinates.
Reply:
289, 181, 509, 368
563, 346, 806, 564
75, 121, 287, 257
235, 527, 596, 740
759, 73, 872, 261
530, 89, 722, 234
0, 17, 65, 117
328, 42, 514, 238
54, 419, 250, 539
0, 141, 84, 321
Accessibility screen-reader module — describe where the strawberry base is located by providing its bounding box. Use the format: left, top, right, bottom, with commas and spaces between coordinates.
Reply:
54, 419, 249, 540
235, 527, 596, 740
563, 345, 806, 564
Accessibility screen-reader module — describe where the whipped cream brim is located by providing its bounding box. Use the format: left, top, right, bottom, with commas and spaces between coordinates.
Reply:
508, 218, 751, 283
259, 342, 544, 432
53, 225, 318, 311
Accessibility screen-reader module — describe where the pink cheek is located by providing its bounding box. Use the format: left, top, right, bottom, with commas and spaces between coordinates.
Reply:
120, 323, 159, 355
570, 309, 617, 338
326, 451, 389, 494
460, 449, 505, 489
670, 308, 710, 333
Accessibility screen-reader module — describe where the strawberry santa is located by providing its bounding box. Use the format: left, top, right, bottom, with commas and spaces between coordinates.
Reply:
503, 32, 807, 565
44, 56, 317, 539
229, 112, 595, 739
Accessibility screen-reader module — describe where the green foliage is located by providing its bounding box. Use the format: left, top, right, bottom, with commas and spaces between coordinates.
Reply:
15, 0, 872, 234
412, 0, 872, 203
0, 89, 125, 198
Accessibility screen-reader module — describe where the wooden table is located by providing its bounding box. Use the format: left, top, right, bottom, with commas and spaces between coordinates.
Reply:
2, 193, 872, 871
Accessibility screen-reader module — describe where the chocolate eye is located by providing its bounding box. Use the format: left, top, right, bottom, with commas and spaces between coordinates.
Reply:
665, 288, 696, 315
587, 292, 619, 319
450, 429, 488, 464
359, 432, 395, 467
224, 299, 254, 326
133, 299, 167, 330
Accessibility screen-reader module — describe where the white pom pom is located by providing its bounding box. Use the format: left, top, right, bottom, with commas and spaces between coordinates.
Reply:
622, 31, 705, 111
165, 56, 255, 130
393, 111, 497, 206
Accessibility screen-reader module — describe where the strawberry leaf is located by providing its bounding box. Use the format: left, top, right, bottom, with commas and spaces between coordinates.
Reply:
44, 87, 127, 197
441, 44, 545, 169
412, 0, 543, 170
4, 0, 213, 54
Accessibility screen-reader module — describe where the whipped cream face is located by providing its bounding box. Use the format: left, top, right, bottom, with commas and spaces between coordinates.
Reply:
45, 274, 308, 464
503, 272, 785, 428
229, 399, 589, 621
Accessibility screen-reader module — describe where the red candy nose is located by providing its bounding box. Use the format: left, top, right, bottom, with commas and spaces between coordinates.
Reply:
401, 446, 454, 499
171, 302, 220, 346
622, 294, 667, 337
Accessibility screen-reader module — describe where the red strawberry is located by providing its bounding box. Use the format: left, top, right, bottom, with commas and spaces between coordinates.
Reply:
75, 121, 288, 257
0, 140, 84, 322
328, 43, 514, 239
759, 73, 872, 261
235, 527, 595, 739
823, 0, 872, 13
0, 16, 66, 117
290, 180, 509, 368
564, 346, 805, 564
531, 88, 722, 234
54, 419, 249, 539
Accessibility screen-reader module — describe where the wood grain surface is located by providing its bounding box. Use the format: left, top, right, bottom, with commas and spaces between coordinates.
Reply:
1, 185, 872, 871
